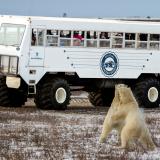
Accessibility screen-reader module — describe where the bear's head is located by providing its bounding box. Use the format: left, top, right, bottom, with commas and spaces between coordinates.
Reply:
116, 84, 137, 105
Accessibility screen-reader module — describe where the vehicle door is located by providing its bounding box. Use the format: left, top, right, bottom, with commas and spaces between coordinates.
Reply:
29, 27, 45, 67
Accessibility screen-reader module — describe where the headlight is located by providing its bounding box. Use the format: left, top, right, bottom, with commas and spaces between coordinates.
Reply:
0, 55, 18, 74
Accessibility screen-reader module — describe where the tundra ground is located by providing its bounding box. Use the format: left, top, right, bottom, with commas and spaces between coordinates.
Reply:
0, 97, 159, 160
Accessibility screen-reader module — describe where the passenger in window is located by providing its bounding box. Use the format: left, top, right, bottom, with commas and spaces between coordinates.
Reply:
94, 32, 97, 39
60, 30, 72, 46
87, 31, 91, 39
99, 32, 108, 47
47, 30, 52, 35
139, 34, 148, 41
116, 32, 123, 37
37, 30, 44, 46
86, 31, 98, 47
100, 32, 108, 39
73, 31, 82, 40
31, 30, 36, 46
73, 31, 82, 46
150, 34, 159, 41
60, 31, 65, 37
66, 31, 71, 38
81, 31, 85, 38
125, 33, 135, 40
137, 34, 148, 49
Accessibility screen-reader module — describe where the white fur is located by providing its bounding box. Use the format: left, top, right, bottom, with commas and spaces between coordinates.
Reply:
99, 84, 155, 150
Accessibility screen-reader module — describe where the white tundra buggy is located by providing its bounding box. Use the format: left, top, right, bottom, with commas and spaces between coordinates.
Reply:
0, 15, 160, 109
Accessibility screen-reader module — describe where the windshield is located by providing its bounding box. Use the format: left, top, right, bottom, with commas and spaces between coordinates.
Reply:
0, 23, 25, 46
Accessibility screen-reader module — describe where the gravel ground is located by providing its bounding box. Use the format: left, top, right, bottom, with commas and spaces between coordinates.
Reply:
0, 98, 159, 160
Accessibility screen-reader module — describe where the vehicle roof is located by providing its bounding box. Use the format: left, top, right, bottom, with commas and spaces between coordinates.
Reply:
1, 15, 160, 33
1, 15, 160, 24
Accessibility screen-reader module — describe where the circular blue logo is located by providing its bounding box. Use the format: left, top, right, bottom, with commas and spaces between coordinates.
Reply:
100, 51, 119, 77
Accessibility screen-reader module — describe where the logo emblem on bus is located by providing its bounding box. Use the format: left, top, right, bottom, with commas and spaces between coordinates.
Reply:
100, 51, 119, 77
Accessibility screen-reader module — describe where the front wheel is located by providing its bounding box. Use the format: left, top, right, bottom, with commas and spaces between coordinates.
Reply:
0, 76, 28, 107
8, 88, 28, 107
133, 78, 160, 108
0, 76, 10, 107
35, 77, 71, 110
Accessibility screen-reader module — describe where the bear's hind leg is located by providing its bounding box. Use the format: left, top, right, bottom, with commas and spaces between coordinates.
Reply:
139, 130, 155, 151
120, 127, 130, 149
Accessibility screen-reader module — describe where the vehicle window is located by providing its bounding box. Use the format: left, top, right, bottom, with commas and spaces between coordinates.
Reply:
73, 31, 84, 47
137, 33, 148, 49
150, 34, 160, 41
46, 29, 59, 47
60, 30, 71, 46
31, 28, 45, 46
112, 32, 123, 48
0, 23, 25, 46
125, 33, 136, 48
99, 32, 110, 48
125, 33, 135, 40
149, 34, 160, 50
0, 27, 5, 44
86, 31, 98, 47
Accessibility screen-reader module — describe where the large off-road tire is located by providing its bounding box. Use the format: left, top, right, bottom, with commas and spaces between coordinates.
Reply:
0, 76, 10, 107
88, 88, 114, 107
0, 76, 28, 107
8, 88, 28, 107
35, 78, 71, 110
133, 78, 160, 108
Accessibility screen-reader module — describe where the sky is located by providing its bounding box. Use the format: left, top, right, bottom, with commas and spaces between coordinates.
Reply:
0, 0, 160, 18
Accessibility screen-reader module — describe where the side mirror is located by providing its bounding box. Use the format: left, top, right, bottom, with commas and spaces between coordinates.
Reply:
16, 47, 20, 51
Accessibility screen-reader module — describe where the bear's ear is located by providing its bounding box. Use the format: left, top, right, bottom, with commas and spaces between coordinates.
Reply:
116, 84, 122, 88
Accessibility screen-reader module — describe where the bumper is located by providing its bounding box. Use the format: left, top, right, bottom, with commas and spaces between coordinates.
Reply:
6, 76, 20, 88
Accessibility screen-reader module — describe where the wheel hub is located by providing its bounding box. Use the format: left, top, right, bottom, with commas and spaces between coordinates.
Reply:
148, 87, 158, 102
55, 87, 66, 104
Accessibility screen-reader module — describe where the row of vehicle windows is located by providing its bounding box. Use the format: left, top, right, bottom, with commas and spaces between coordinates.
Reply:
31, 29, 160, 50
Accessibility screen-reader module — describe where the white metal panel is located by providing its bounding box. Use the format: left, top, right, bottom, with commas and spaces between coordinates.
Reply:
63, 48, 160, 79
44, 48, 74, 72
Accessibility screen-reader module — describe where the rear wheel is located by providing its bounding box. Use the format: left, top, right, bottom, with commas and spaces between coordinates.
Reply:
35, 77, 71, 110
133, 78, 160, 108
88, 88, 114, 107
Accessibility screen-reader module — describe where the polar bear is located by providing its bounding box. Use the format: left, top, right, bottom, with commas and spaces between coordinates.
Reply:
99, 84, 155, 150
